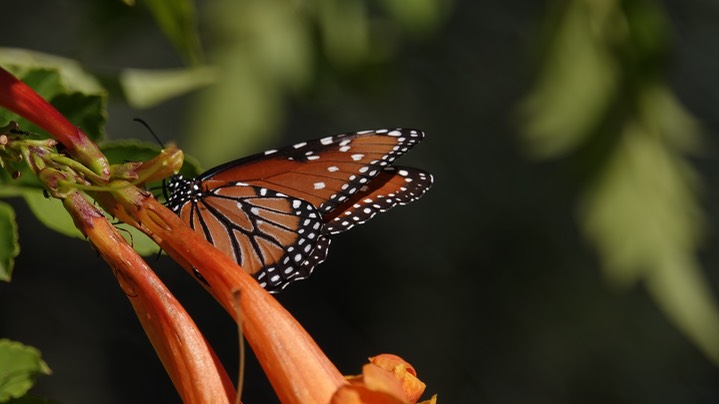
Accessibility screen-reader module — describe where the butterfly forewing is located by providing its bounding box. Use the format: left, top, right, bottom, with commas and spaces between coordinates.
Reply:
167, 128, 430, 292
201, 129, 424, 212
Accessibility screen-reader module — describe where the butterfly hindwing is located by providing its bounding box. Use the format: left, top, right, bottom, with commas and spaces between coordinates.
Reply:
323, 166, 434, 234
169, 177, 325, 289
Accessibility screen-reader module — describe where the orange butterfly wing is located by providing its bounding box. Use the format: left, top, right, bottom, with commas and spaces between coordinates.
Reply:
167, 129, 431, 292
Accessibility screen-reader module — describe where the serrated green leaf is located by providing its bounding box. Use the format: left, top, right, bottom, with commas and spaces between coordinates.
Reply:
0, 202, 19, 282
144, 0, 203, 65
0, 339, 51, 402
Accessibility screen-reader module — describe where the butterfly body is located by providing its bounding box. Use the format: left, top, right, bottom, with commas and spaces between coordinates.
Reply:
167, 128, 432, 292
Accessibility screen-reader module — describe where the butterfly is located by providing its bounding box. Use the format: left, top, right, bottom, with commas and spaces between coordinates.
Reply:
166, 128, 433, 292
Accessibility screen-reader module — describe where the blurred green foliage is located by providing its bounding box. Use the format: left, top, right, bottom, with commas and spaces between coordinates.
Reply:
521, 0, 719, 363
2, 0, 718, 401
0, 339, 50, 402
0, 203, 18, 281
187, 0, 451, 166
0, 0, 449, 273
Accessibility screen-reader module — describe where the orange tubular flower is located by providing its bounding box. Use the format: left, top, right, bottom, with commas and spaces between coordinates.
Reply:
0, 67, 109, 178
108, 182, 348, 404
63, 190, 236, 403
333, 354, 434, 404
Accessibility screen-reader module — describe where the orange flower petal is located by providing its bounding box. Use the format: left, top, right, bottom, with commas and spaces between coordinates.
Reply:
418, 395, 438, 404
369, 354, 426, 402
334, 356, 429, 404
333, 364, 406, 404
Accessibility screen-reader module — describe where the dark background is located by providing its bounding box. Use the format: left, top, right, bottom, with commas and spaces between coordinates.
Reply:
2, 1, 719, 403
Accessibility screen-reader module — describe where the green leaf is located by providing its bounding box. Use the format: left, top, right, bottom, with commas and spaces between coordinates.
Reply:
0, 202, 19, 282
379, 0, 451, 36
0, 339, 51, 402
0, 64, 107, 141
521, 0, 719, 366
579, 87, 719, 362
21, 187, 159, 257
143, 0, 204, 65
50, 92, 106, 141
0, 48, 104, 94
118, 67, 216, 109
186, 0, 319, 166
519, 0, 619, 157
22, 192, 84, 240
317, 0, 371, 68
0, 169, 42, 198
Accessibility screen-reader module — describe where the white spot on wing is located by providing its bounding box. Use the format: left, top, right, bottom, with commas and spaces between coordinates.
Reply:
293, 142, 307, 149
320, 136, 333, 145
351, 154, 364, 161
313, 182, 325, 190
327, 166, 339, 172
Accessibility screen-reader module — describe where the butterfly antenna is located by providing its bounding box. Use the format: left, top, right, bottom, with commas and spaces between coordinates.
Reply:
133, 118, 165, 148
133, 118, 172, 201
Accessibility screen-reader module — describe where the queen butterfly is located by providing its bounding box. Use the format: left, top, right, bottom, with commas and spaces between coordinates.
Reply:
166, 128, 432, 292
